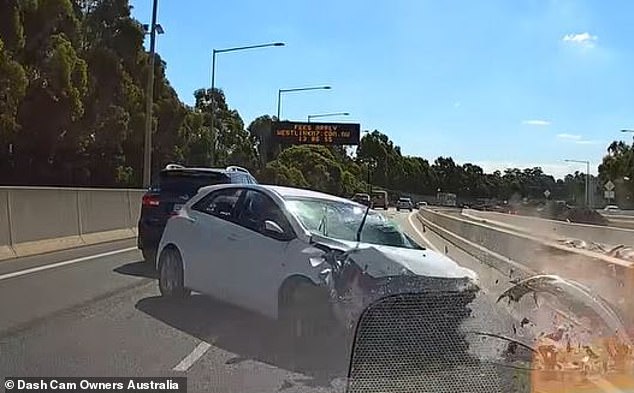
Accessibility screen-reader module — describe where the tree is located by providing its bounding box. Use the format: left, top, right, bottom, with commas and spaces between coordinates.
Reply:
599, 139, 634, 207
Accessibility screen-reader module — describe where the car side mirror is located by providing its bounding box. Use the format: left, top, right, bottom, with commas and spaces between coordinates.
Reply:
264, 220, 285, 235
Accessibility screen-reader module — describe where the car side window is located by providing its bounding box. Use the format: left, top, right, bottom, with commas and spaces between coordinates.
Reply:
238, 190, 294, 240
192, 188, 243, 222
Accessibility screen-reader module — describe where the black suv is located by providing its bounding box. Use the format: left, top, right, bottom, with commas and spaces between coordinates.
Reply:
137, 164, 257, 262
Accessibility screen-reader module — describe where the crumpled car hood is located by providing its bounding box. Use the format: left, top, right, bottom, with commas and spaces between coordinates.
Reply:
331, 238, 478, 281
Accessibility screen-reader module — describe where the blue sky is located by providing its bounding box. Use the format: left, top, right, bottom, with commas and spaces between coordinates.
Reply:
130, 0, 634, 179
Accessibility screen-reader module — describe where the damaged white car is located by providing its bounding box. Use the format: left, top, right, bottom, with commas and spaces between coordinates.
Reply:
156, 184, 478, 341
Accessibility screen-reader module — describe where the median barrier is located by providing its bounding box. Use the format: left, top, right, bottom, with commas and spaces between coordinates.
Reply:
462, 208, 634, 247
0, 187, 144, 260
418, 208, 634, 322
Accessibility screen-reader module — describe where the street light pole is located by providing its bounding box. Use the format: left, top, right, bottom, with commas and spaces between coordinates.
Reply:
565, 159, 591, 206
276, 86, 331, 120
143, 0, 159, 188
210, 42, 284, 164
307, 112, 349, 122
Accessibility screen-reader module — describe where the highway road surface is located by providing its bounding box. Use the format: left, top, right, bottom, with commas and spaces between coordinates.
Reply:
0, 209, 538, 393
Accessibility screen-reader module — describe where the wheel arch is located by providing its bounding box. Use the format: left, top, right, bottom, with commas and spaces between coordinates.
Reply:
277, 274, 322, 317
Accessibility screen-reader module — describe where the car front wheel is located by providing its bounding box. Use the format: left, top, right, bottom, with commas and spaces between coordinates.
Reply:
158, 248, 190, 298
279, 281, 336, 346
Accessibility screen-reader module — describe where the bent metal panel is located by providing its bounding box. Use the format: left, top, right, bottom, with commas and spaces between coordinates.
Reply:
271, 121, 361, 145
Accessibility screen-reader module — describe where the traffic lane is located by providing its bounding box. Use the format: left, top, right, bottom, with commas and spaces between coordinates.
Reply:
0, 281, 200, 378
0, 247, 150, 335
138, 294, 349, 393
0, 259, 348, 392
0, 238, 138, 277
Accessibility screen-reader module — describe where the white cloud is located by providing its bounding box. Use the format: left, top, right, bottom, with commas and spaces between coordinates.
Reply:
562, 32, 598, 47
522, 119, 551, 126
575, 139, 603, 145
557, 133, 582, 140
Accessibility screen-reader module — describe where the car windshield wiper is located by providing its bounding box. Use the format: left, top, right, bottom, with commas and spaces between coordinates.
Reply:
356, 203, 371, 242
317, 207, 328, 236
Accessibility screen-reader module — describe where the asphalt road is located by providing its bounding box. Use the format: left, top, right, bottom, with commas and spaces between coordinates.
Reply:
0, 211, 541, 393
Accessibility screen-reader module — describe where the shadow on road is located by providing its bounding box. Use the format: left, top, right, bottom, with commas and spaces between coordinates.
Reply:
135, 295, 349, 388
113, 262, 158, 279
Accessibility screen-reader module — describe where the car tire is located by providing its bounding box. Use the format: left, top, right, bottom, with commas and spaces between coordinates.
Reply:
158, 248, 190, 298
279, 281, 333, 348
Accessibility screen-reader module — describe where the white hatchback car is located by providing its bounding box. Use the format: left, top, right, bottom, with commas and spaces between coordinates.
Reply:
156, 184, 478, 339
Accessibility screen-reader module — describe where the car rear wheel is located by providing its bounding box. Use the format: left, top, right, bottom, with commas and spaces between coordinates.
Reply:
158, 248, 190, 298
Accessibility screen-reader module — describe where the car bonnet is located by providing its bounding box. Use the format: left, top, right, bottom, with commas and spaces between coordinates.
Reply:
326, 238, 477, 281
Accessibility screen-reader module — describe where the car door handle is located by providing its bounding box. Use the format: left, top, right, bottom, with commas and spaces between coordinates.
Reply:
227, 234, 238, 241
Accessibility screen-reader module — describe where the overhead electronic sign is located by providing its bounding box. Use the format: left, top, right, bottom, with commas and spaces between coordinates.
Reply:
271, 121, 361, 145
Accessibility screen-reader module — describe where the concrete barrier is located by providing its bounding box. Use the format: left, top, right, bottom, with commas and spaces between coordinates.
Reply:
0, 187, 145, 260
462, 209, 634, 247
419, 208, 634, 322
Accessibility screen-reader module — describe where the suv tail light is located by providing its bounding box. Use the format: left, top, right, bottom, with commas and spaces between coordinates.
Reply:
142, 194, 160, 207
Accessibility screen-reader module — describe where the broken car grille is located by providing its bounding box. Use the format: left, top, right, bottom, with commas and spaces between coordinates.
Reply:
347, 291, 530, 393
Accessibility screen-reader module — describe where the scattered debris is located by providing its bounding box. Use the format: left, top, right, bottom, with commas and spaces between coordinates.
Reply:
520, 317, 531, 328
500, 274, 634, 379
278, 380, 294, 391
557, 239, 634, 262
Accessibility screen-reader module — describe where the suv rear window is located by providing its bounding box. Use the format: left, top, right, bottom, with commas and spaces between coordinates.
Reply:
158, 170, 230, 195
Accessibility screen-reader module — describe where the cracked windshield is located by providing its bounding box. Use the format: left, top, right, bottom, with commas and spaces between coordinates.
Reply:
1, 1, 634, 392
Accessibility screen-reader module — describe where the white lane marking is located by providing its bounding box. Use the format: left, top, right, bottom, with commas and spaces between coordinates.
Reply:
172, 342, 211, 372
407, 212, 441, 253
0, 247, 138, 281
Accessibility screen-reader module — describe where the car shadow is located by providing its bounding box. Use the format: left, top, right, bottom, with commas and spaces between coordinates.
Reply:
113, 261, 158, 279
135, 294, 349, 388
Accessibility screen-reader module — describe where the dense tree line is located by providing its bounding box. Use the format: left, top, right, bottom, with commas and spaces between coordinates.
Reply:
1, 0, 632, 207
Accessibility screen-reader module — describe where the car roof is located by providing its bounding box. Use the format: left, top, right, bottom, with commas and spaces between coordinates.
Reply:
161, 167, 230, 175
195, 183, 360, 205
265, 185, 356, 204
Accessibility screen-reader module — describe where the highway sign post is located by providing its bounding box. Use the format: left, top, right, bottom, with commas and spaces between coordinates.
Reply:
271, 121, 361, 145
604, 181, 616, 204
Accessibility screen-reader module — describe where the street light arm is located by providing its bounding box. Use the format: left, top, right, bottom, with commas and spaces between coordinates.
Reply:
214, 42, 285, 53
277, 85, 332, 120
279, 86, 331, 93
307, 112, 350, 119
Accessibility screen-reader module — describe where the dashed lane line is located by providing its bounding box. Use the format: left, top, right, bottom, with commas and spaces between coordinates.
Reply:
172, 342, 212, 372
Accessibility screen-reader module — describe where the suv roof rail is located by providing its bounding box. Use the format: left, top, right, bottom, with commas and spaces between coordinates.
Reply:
164, 163, 185, 170
225, 165, 250, 174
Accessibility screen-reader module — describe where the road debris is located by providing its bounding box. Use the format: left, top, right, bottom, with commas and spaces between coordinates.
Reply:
557, 238, 634, 262
499, 274, 634, 384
